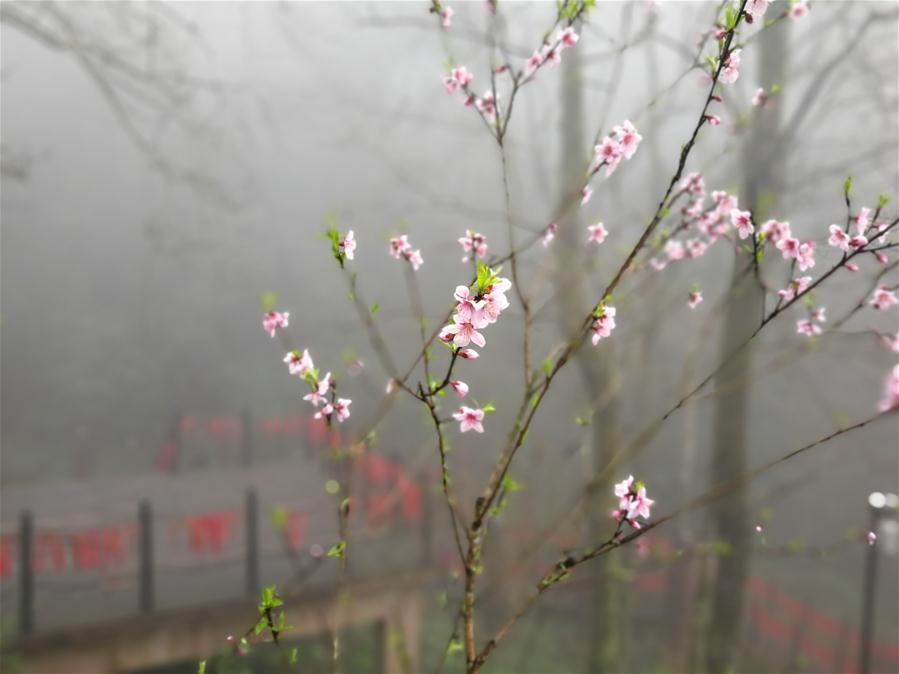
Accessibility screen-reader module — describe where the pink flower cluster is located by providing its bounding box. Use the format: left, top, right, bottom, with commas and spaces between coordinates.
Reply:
443, 66, 474, 95
591, 304, 617, 344
777, 275, 812, 303
458, 229, 488, 262
439, 271, 511, 352
592, 120, 642, 179
796, 306, 826, 337
720, 49, 742, 85
389, 235, 424, 270
647, 180, 744, 271
281, 345, 353, 424
263, 311, 289, 338
870, 286, 898, 311
524, 27, 579, 77
612, 476, 654, 529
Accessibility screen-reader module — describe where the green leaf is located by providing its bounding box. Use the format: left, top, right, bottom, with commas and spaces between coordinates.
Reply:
482, 401, 496, 414
542, 357, 553, 376
327, 541, 347, 558
198, 661, 206, 674
502, 475, 523, 493
843, 175, 853, 197
370, 302, 380, 315
290, 647, 299, 664
255, 616, 268, 635
259, 290, 279, 312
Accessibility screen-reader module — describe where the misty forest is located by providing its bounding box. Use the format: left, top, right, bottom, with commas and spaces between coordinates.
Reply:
1, 1, 898, 673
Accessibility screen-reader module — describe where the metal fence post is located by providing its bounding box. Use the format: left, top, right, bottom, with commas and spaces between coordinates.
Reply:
245, 488, 259, 596
18, 511, 34, 636
138, 499, 154, 613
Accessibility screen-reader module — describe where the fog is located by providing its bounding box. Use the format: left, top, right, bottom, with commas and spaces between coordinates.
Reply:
1, 2, 898, 673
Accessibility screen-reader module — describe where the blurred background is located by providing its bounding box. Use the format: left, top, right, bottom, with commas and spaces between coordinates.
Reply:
1, 1, 897, 672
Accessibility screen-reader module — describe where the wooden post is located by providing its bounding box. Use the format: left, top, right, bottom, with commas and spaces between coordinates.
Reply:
138, 500, 154, 613
245, 488, 259, 596
18, 511, 34, 636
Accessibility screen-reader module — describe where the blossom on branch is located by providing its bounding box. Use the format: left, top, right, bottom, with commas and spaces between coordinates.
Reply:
453, 405, 485, 433
263, 311, 289, 338
612, 475, 654, 529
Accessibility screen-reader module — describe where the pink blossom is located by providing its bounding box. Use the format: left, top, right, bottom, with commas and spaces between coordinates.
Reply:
386, 378, 397, 394
263, 311, 289, 338
340, 230, 356, 260
458, 348, 479, 360
776, 236, 800, 259
649, 257, 668, 271
613, 120, 642, 160
543, 44, 561, 66
878, 364, 899, 411
559, 27, 579, 47
475, 91, 499, 123
587, 222, 608, 245
665, 240, 686, 261
612, 477, 654, 529
525, 50, 543, 74
680, 172, 706, 195
846, 263, 860, 272
870, 286, 898, 311
542, 223, 558, 247
450, 380, 469, 397
284, 349, 315, 377
828, 224, 851, 252
879, 334, 899, 353
797, 241, 816, 271
594, 136, 622, 176
848, 235, 868, 250
811, 306, 826, 323
720, 49, 742, 84
867, 531, 877, 546
614, 475, 634, 499
451, 66, 474, 87
405, 248, 424, 270
686, 238, 708, 258
591, 305, 617, 344
705, 114, 721, 126
304, 372, 331, 407
458, 229, 488, 262
852, 207, 871, 235
314, 403, 333, 420
440, 5, 454, 27
760, 219, 791, 244
796, 319, 821, 337
390, 235, 411, 259
790, 1, 809, 19
444, 319, 486, 348
453, 405, 485, 433
746, 0, 769, 22
688, 290, 703, 309
752, 87, 768, 107
581, 186, 593, 205
332, 398, 352, 422
730, 209, 754, 239
777, 276, 812, 302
